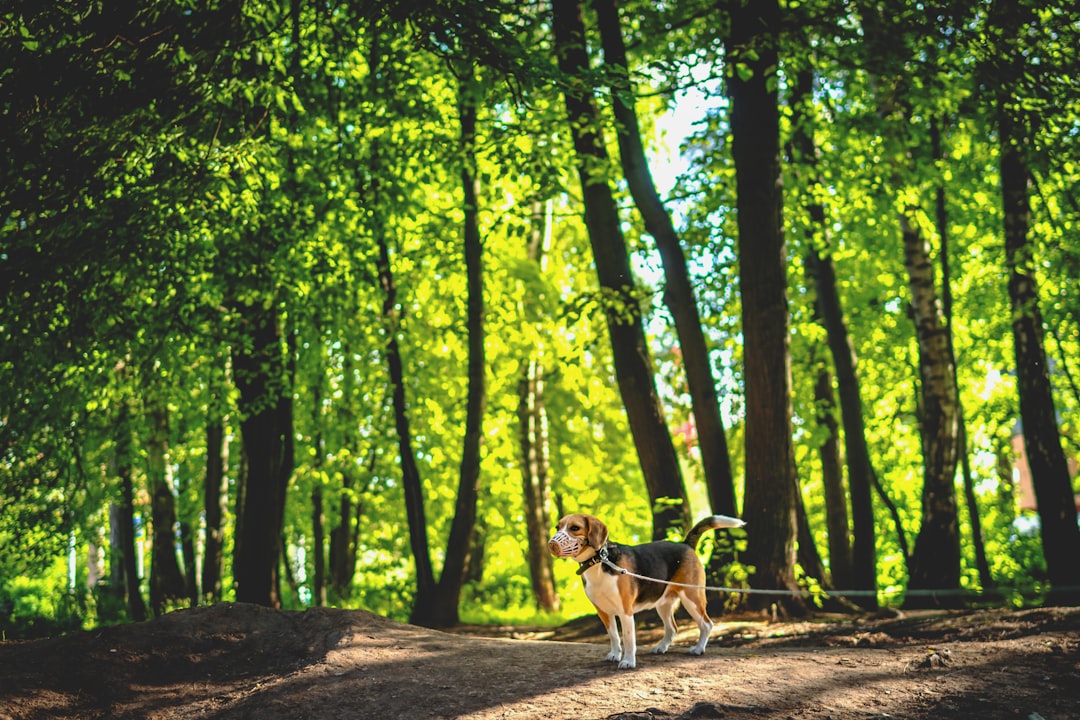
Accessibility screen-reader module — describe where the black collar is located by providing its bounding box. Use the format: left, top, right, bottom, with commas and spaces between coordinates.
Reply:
576, 545, 608, 575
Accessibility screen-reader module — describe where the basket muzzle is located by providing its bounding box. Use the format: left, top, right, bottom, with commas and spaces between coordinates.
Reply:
548, 530, 583, 558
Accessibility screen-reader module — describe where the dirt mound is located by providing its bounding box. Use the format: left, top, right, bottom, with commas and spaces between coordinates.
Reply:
1, 603, 1077, 719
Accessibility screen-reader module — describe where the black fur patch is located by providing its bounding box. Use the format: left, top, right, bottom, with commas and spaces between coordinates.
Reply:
604, 541, 689, 606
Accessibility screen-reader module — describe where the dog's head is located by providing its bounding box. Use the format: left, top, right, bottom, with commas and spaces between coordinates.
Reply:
548, 513, 608, 559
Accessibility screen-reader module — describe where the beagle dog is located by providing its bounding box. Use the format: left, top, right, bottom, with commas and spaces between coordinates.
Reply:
549, 513, 745, 669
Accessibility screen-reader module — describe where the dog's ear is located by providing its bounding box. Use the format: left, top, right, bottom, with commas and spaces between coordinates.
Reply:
585, 515, 608, 549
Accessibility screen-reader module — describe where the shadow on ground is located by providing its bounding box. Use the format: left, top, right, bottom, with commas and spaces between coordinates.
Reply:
1, 603, 1077, 720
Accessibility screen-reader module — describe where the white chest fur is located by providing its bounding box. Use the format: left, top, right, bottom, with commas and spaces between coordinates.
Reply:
582, 565, 658, 615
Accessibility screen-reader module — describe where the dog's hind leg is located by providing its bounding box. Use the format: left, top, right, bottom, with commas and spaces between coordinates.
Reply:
680, 590, 713, 656
651, 597, 679, 655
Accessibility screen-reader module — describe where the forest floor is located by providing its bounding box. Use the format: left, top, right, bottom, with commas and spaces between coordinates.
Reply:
0, 602, 1077, 720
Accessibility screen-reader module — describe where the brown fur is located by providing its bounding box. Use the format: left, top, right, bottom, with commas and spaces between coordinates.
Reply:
549, 512, 745, 669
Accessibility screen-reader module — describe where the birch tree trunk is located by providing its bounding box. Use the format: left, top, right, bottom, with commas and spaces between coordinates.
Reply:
901, 209, 962, 608
931, 119, 995, 596
519, 200, 559, 613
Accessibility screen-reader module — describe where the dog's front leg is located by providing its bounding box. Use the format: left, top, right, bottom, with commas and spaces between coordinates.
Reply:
617, 613, 637, 669
596, 610, 622, 663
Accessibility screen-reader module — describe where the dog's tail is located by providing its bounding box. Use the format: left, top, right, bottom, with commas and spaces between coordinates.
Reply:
683, 514, 746, 549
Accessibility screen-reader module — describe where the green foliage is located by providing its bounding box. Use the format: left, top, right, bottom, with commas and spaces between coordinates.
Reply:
2, 0, 1078, 632
0, 560, 85, 639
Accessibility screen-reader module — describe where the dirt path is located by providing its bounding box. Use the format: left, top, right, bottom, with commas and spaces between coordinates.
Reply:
1, 603, 1077, 719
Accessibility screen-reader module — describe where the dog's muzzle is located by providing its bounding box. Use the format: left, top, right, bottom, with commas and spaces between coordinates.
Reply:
548, 530, 583, 558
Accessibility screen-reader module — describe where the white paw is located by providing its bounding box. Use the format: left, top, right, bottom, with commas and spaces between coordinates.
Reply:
604, 651, 620, 663
651, 643, 671, 655
688, 645, 706, 656
617, 658, 636, 669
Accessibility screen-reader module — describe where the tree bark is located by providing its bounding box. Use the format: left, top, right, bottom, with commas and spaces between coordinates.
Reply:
931, 119, 996, 596
519, 200, 559, 613
789, 66, 876, 608
114, 399, 147, 622
724, 0, 804, 615
202, 417, 226, 603
594, 0, 737, 519
146, 399, 188, 615
553, 0, 690, 540
381, 234, 438, 622
805, 248, 880, 608
790, 66, 855, 595
328, 474, 358, 602
309, 353, 328, 608
329, 350, 363, 602
357, 32, 439, 626
999, 106, 1080, 606
311, 485, 326, 607
231, 298, 294, 607
376, 217, 438, 624
811, 344, 852, 590
901, 209, 963, 608
794, 477, 827, 586
425, 65, 487, 628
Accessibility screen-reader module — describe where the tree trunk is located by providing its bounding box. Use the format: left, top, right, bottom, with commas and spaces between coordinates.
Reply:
202, 417, 226, 603
901, 209, 963, 608
519, 200, 560, 613
328, 473, 357, 602
553, 0, 690, 540
999, 107, 1080, 606
794, 478, 827, 586
232, 299, 294, 607
311, 484, 326, 607
811, 346, 852, 590
368, 158, 438, 622
931, 119, 996, 596
804, 248, 879, 609
114, 400, 147, 622
789, 68, 851, 592
329, 351, 363, 602
309, 360, 327, 608
379, 229, 437, 623
725, 0, 804, 615
424, 66, 487, 628
146, 399, 187, 615
789, 66, 875, 608
178, 520, 198, 604
594, 0, 737, 519
357, 33, 438, 625
329, 446, 369, 603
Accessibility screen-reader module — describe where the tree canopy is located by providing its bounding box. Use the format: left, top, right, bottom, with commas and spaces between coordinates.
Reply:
2, 0, 1079, 634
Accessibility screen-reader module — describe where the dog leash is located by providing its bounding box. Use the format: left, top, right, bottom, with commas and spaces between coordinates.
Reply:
586, 544, 776, 595
596, 556, 1022, 599
597, 555, 803, 596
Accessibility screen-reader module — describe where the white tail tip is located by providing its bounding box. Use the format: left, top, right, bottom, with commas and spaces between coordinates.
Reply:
712, 514, 746, 528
